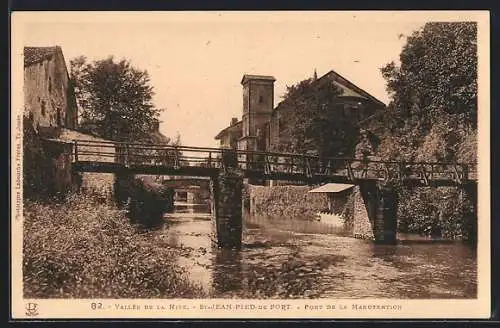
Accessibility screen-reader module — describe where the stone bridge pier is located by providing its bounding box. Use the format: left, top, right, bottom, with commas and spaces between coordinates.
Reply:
210, 149, 244, 248
354, 181, 398, 244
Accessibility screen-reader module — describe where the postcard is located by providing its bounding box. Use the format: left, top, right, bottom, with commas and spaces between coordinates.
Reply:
11, 10, 490, 319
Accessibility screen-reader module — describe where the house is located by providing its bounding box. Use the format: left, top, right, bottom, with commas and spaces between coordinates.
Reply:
215, 117, 242, 148
24, 46, 78, 132
268, 70, 386, 153
215, 70, 386, 156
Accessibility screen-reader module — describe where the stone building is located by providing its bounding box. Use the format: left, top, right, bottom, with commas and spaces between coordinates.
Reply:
214, 117, 242, 149
215, 70, 386, 156
24, 46, 78, 131
23, 46, 80, 197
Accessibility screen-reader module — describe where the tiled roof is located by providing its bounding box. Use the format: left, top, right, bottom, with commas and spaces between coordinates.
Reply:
215, 120, 242, 139
241, 74, 276, 84
24, 46, 59, 67
320, 69, 386, 107
273, 69, 386, 113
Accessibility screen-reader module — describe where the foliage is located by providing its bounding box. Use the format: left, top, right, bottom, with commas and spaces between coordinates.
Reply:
23, 193, 204, 298
379, 22, 477, 162
70, 56, 163, 142
273, 78, 358, 158
114, 174, 174, 227
397, 187, 476, 240
377, 22, 478, 239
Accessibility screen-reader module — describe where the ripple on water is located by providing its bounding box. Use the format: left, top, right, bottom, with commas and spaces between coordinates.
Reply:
155, 210, 477, 299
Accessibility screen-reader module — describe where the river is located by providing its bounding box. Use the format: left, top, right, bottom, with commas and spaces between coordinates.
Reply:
158, 201, 477, 299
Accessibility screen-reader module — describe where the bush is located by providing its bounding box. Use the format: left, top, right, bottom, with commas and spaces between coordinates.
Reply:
23, 193, 205, 298
397, 187, 476, 240
114, 174, 174, 228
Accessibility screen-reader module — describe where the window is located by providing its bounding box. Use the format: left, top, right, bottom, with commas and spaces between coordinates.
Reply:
259, 95, 264, 103
57, 108, 62, 126
48, 77, 52, 93
41, 100, 46, 116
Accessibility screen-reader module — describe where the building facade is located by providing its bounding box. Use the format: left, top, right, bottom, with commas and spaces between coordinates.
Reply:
24, 46, 78, 132
215, 70, 386, 157
214, 118, 242, 149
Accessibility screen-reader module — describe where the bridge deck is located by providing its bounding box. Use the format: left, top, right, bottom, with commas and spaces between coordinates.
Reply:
70, 139, 477, 186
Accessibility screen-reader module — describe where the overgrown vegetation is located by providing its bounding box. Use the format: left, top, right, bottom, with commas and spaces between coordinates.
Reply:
114, 174, 174, 228
375, 22, 478, 239
396, 187, 476, 240
23, 193, 205, 298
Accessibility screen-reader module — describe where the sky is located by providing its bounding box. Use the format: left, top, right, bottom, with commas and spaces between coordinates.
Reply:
16, 11, 474, 148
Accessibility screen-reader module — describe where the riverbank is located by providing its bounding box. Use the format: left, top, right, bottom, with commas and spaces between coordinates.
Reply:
23, 193, 206, 298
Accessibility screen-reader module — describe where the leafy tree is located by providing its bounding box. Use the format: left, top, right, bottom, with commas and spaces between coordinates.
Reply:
70, 56, 163, 142
377, 22, 478, 239
379, 22, 477, 162
273, 77, 358, 158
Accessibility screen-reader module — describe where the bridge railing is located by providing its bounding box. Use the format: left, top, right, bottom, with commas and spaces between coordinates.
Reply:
72, 139, 477, 184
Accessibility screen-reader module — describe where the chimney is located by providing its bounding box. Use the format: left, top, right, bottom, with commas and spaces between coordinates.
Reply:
153, 120, 160, 131
231, 117, 238, 126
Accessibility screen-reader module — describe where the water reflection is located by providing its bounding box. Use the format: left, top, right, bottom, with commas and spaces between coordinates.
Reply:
159, 202, 477, 299
370, 243, 397, 261
212, 248, 243, 294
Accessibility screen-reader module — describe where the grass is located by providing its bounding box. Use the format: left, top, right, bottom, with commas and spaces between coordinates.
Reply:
23, 192, 206, 298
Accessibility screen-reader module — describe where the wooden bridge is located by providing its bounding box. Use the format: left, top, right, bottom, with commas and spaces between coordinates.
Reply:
71, 139, 477, 186
71, 139, 477, 247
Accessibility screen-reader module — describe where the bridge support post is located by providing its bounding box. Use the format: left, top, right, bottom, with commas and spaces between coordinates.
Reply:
113, 170, 134, 207
356, 181, 398, 244
210, 170, 244, 248
211, 148, 244, 248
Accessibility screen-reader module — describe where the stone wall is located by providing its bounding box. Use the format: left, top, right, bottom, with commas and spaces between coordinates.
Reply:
349, 182, 398, 243
245, 185, 328, 220
41, 139, 76, 196
351, 185, 375, 239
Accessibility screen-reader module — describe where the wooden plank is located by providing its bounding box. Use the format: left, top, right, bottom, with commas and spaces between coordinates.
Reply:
73, 139, 477, 183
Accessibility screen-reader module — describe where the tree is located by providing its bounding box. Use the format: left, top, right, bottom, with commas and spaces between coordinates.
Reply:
379, 22, 477, 162
377, 22, 478, 239
274, 77, 358, 158
70, 56, 164, 142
